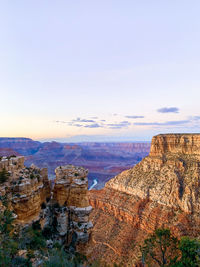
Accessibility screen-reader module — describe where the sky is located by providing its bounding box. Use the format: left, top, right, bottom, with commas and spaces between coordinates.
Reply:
0, 1, 200, 142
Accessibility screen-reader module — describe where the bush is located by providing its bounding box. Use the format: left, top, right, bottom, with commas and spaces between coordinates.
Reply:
141, 228, 200, 267
42, 226, 53, 239
21, 227, 46, 250
41, 202, 46, 209
11, 256, 32, 267
32, 221, 41, 230
175, 237, 200, 267
37, 174, 41, 182
0, 168, 9, 184
53, 203, 60, 209
30, 173, 34, 179
46, 197, 50, 203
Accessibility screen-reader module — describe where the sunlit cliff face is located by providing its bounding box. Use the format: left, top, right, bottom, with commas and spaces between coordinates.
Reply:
86, 133, 200, 265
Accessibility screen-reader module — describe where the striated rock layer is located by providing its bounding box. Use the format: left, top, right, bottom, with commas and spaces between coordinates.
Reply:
52, 165, 92, 243
150, 133, 200, 156
0, 156, 51, 223
107, 134, 200, 214
86, 134, 200, 266
0, 157, 92, 247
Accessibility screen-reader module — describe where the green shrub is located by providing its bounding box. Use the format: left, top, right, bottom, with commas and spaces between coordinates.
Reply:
0, 168, 9, 184
41, 202, 46, 209
46, 197, 50, 203
53, 203, 60, 209
32, 221, 41, 230
141, 228, 200, 267
30, 173, 34, 179
42, 226, 53, 239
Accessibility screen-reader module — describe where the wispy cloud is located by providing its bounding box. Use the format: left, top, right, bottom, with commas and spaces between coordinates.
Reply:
157, 107, 179, 113
125, 115, 144, 119
72, 117, 95, 123
54, 117, 133, 130
84, 123, 101, 128
191, 116, 200, 121
55, 120, 68, 124
107, 121, 131, 129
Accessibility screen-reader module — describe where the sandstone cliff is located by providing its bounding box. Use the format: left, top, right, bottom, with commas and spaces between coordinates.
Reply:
52, 165, 92, 243
107, 134, 200, 214
0, 157, 92, 249
0, 156, 51, 223
87, 134, 200, 266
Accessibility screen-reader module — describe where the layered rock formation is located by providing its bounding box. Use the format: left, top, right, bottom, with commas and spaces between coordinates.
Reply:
0, 137, 150, 187
150, 133, 200, 156
0, 156, 51, 223
0, 157, 92, 247
87, 134, 200, 266
107, 134, 200, 214
52, 165, 92, 243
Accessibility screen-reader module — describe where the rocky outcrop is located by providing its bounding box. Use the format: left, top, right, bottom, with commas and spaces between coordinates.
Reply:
86, 134, 200, 266
52, 165, 92, 243
53, 165, 89, 207
106, 134, 200, 214
0, 156, 51, 223
0, 157, 92, 248
0, 156, 25, 173
150, 133, 200, 156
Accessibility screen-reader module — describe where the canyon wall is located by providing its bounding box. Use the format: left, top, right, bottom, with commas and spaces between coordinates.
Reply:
0, 138, 150, 188
106, 134, 200, 213
87, 134, 200, 266
150, 133, 200, 156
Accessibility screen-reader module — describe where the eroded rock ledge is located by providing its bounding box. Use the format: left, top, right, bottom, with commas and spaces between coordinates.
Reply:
0, 156, 92, 247
52, 165, 93, 243
149, 133, 200, 156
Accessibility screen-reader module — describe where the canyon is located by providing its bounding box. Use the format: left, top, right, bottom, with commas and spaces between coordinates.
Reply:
0, 134, 200, 266
87, 134, 200, 266
0, 138, 150, 188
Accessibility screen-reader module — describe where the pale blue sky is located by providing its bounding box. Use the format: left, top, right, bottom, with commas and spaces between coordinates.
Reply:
0, 1, 200, 142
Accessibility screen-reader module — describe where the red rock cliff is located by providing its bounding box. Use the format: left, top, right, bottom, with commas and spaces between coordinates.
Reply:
150, 133, 200, 156
86, 134, 200, 266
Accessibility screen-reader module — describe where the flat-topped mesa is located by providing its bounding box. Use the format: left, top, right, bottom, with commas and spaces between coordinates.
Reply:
53, 165, 92, 243
150, 134, 200, 157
